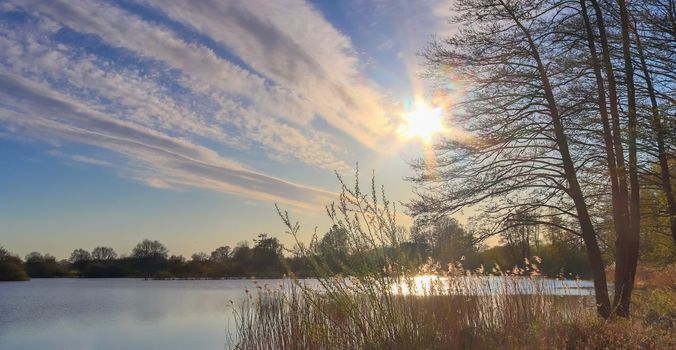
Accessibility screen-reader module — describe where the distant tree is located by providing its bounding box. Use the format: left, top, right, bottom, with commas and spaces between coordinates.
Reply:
24, 252, 44, 263
69, 248, 91, 273
499, 211, 541, 264
191, 252, 209, 262
231, 241, 252, 275
0, 246, 29, 281
91, 246, 118, 261
131, 239, 169, 278
412, 217, 476, 267
182, 252, 209, 277
165, 255, 188, 277
131, 239, 169, 260
169, 254, 186, 264
397, 225, 433, 271
539, 224, 590, 278
0, 246, 8, 260
252, 234, 284, 277
285, 244, 314, 277
317, 225, 350, 273
210, 246, 231, 263
23, 252, 68, 278
408, 226, 432, 257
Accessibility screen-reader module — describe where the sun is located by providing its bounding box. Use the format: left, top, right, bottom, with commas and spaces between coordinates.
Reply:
398, 101, 445, 143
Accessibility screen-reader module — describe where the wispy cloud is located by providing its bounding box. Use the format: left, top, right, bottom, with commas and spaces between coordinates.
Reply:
0, 70, 334, 208
47, 149, 114, 167
142, 0, 395, 148
0, 0, 399, 207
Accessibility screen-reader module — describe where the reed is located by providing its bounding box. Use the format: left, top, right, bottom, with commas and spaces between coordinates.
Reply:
229, 171, 675, 349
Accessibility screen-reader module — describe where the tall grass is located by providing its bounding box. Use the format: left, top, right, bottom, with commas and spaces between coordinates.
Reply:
229, 171, 674, 349
230, 277, 598, 349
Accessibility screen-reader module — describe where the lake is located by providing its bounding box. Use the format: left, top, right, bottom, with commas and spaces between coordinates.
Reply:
0, 277, 595, 349
0, 278, 260, 350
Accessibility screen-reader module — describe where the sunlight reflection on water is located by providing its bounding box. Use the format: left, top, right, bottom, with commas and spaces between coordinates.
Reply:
391, 274, 595, 296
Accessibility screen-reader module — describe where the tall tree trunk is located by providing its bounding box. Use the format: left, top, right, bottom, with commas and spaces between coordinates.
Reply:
544, 88, 612, 318
587, 4, 634, 315
579, 0, 630, 276
589, 0, 630, 203
615, 0, 641, 317
500, 0, 612, 317
631, 15, 676, 245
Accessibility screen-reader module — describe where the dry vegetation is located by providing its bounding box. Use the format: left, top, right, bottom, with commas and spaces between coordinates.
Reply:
228, 175, 675, 349
229, 271, 674, 349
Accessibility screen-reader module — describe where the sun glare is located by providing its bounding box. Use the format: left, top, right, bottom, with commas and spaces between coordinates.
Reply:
392, 275, 444, 296
398, 101, 445, 143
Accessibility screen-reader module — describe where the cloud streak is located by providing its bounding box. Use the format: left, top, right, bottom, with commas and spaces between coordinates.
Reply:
0, 71, 336, 208
143, 0, 394, 147
0, 0, 399, 207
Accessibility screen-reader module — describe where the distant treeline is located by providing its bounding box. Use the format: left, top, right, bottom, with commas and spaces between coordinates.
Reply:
1, 217, 603, 281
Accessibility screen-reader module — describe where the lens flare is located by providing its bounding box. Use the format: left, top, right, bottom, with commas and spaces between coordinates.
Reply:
397, 100, 445, 144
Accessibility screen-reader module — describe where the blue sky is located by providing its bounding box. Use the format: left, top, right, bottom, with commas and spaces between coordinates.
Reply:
0, 0, 455, 259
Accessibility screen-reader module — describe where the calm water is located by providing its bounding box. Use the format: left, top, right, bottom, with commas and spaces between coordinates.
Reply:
0, 277, 594, 350
0, 278, 263, 350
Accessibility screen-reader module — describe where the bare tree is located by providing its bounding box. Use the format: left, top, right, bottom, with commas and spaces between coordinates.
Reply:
410, 0, 673, 318
131, 239, 169, 259
630, 0, 676, 245
69, 248, 91, 273
91, 246, 118, 261
210, 245, 232, 262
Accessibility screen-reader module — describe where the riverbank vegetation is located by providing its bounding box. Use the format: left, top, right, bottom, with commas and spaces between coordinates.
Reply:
0, 246, 29, 281
232, 275, 675, 349
1, 196, 670, 282
230, 174, 675, 349
0, 218, 596, 280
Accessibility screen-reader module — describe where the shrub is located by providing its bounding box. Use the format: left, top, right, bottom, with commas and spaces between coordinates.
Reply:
0, 246, 29, 281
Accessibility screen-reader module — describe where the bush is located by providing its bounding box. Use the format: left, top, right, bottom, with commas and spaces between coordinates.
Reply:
0, 256, 30, 281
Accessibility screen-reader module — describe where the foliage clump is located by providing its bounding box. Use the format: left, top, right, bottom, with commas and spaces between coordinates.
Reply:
0, 246, 29, 281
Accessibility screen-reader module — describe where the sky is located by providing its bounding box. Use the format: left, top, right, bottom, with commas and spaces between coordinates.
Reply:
0, 0, 457, 259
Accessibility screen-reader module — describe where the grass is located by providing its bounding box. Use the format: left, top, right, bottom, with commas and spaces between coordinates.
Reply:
230, 273, 674, 349
228, 172, 675, 349
231, 278, 582, 349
